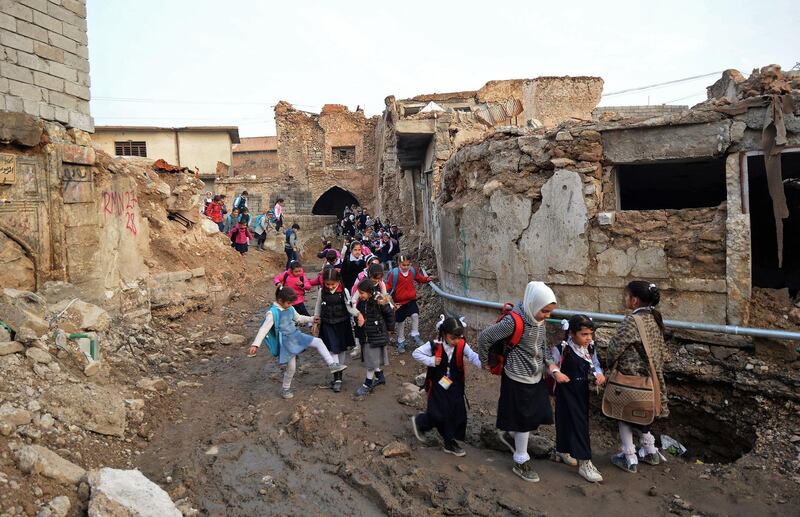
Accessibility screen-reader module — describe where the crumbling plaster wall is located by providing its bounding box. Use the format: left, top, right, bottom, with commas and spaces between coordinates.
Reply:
433, 114, 764, 327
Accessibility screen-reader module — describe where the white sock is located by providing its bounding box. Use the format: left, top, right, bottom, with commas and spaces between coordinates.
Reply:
639, 432, 658, 455
513, 431, 531, 464
308, 338, 335, 365
282, 356, 297, 390
366, 369, 375, 380
618, 422, 638, 463
409, 313, 420, 337
397, 320, 406, 342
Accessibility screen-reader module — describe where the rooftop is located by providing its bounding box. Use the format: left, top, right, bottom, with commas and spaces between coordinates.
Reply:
95, 125, 241, 143
233, 136, 277, 153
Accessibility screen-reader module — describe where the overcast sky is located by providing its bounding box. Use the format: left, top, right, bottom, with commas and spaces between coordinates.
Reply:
87, 0, 798, 137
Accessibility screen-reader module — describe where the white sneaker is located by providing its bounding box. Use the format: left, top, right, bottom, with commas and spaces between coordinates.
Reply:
554, 452, 578, 466
578, 460, 603, 483
350, 344, 361, 358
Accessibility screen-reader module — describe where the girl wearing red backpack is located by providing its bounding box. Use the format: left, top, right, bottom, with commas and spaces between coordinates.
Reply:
385, 255, 433, 354
477, 281, 565, 483
411, 316, 481, 456
274, 260, 312, 316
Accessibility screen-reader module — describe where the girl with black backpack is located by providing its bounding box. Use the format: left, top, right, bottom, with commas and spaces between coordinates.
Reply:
353, 278, 395, 397
477, 281, 563, 483
411, 316, 481, 457
313, 267, 359, 393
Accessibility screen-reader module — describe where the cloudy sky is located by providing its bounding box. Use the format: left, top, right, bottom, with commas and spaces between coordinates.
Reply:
87, 0, 798, 137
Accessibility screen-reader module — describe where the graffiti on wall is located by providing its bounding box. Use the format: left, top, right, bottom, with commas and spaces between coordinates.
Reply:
62, 165, 93, 203
102, 190, 139, 236
0, 154, 16, 184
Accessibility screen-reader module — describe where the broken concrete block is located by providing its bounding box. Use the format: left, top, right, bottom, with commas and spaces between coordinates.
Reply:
42, 384, 127, 437
0, 341, 24, 356
48, 299, 110, 332
555, 130, 573, 141
26, 346, 53, 364
37, 495, 71, 517
550, 157, 576, 168
137, 377, 168, 393
87, 468, 182, 517
0, 288, 49, 338
201, 218, 220, 235
684, 344, 711, 356
15, 445, 86, 485
58, 143, 96, 165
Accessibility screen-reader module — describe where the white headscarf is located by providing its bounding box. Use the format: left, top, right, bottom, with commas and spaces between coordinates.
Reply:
522, 281, 557, 322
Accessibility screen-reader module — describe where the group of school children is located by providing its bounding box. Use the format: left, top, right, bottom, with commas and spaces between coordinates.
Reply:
247, 237, 670, 486
203, 191, 287, 255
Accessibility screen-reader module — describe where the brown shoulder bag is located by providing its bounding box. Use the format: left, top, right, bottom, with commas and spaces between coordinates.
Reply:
601, 314, 662, 425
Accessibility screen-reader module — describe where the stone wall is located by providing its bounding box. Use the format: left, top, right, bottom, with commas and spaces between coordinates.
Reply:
593, 105, 689, 120
274, 101, 379, 214
0, 0, 92, 131
232, 150, 278, 179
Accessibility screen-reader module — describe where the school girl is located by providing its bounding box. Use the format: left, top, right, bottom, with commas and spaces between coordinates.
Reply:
340, 241, 367, 292
247, 287, 347, 399
353, 278, 395, 397
551, 315, 605, 482
603, 281, 669, 473
310, 250, 341, 288
477, 281, 560, 483
314, 267, 359, 393
350, 256, 388, 299
274, 260, 312, 316
411, 316, 481, 456
385, 255, 433, 353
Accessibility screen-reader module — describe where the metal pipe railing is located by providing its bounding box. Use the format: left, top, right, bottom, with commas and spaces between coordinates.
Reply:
423, 273, 800, 342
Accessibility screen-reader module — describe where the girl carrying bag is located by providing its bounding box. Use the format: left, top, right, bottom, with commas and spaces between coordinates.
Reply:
601, 314, 662, 425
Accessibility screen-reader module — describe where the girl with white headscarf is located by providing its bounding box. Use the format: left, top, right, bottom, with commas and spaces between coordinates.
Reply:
478, 281, 565, 483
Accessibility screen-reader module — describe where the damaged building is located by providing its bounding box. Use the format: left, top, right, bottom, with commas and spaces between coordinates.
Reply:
374, 66, 800, 360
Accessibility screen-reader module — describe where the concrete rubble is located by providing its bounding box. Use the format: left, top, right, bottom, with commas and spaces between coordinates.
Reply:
87, 468, 182, 517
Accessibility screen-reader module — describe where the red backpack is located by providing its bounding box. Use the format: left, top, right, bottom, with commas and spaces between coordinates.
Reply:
487, 303, 524, 375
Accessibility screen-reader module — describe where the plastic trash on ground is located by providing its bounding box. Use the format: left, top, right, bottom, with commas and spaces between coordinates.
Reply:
661, 434, 687, 456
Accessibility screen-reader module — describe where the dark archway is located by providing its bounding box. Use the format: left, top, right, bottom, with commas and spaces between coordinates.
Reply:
312, 186, 359, 216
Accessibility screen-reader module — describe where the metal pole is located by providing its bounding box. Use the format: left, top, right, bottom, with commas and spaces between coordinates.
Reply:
423, 273, 800, 342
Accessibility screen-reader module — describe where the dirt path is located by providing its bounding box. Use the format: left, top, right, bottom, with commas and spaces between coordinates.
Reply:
135, 253, 800, 516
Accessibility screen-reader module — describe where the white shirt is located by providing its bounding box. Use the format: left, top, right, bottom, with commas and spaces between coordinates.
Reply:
412, 340, 482, 368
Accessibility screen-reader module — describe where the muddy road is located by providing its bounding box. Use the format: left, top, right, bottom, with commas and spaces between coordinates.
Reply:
135, 255, 800, 516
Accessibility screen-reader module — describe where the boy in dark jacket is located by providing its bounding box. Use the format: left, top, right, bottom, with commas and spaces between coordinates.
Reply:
354, 278, 395, 396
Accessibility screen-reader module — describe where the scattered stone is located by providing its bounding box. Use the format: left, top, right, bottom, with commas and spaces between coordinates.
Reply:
36, 496, 71, 517
550, 157, 576, 168
0, 341, 24, 356
84, 361, 101, 377
397, 382, 424, 407
205, 445, 219, 455
0, 421, 14, 436
648, 486, 658, 497
382, 441, 412, 458
555, 130, 573, 141
710, 346, 737, 361
684, 344, 711, 356
0, 403, 32, 426
0, 288, 49, 338
87, 468, 182, 517
42, 384, 127, 437
745, 363, 755, 370
15, 445, 86, 485
26, 347, 53, 364
39, 414, 55, 430
137, 377, 168, 393
414, 373, 427, 388
220, 333, 246, 346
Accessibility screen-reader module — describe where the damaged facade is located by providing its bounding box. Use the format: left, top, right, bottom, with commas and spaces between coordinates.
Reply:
375, 76, 604, 231
397, 66, 800, 356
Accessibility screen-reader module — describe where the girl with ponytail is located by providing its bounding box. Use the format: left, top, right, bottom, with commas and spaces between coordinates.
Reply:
411, 315, 481, 457
603, 280, 670, 474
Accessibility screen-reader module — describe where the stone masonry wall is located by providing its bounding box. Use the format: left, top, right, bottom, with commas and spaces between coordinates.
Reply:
275, 101, 379, 214
0, 0, 92, 131
593, 105, 688, 120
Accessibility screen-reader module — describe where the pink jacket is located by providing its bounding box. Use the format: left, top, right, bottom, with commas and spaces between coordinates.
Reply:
229, 226, 252, 245
274, 269, 312, 304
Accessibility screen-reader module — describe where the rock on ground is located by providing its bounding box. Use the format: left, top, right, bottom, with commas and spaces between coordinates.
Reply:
42, 383, 127, 437
0, 288, 49, 338
220, 333, 246, 346
479, 424, 554, 458
48, 298, 111, 332
15, 445, 86, 485
0, 340, 24, 355
0, 402, 32, 426
26, 346, 53, 364
382, 441, 412, 458
397, 382, 424, 407
136, 377, 168, 393
36, 495, 71, 517
88, 468, 182, 517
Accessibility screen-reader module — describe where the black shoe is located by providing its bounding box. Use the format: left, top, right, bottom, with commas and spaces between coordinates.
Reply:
443, 441, 466, 457
372, 373, 386, 388
332, 380, 342, 393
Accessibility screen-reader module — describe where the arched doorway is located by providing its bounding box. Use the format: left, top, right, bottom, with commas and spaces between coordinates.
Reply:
312, 186, 359, 216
